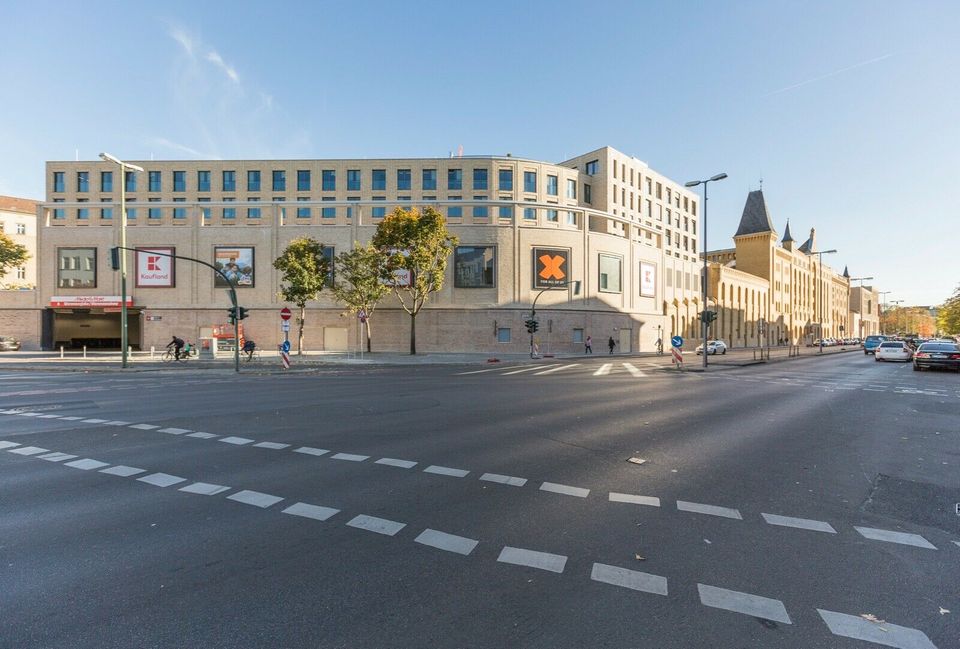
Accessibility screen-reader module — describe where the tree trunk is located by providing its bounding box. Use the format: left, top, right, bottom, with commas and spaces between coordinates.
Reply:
297, 304, 305, 355
409, 312, 416, 355
365, 318, 372, 353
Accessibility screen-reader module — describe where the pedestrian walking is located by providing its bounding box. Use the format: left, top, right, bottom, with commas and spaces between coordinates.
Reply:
608, 336, 616, 354
585, 336, 592, 354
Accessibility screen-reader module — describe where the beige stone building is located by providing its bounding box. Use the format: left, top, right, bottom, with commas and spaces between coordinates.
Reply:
0, 195, 37, 289
22, 147, 711, 353
849, 284, 880, 337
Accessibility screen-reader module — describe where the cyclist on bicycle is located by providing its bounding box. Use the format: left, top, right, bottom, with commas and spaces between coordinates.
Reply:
167, 335, 185, 360
655, 337, 663, 355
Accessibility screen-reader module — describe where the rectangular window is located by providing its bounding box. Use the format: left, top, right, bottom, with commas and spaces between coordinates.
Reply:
497, 328, 511, 343
246, 198, 260, 219
691, 200, 697, 216
583, 183, 592, 204
100, 171, 113, 192
148, 171, 162, 192
599, 254, 622, 293
448, 168, 462, 190
57, 247, 97, 288
77, 171, 90, 192
16, 267, 25, 280
546, 209, 558, 222
396, 169, 411, 191
297, 170, 310, 192
16, 223, 26, 234
656, 182, 662, 199
53, 198, 64, 219
126, 199, 137, 219
455, 246, 496, 288
666, 269, 672, 287
197, 171, 210, 192
148, 198, 161, 219
372, 169, 386, 191
272, 170, 286, 191
546, 175, 558, 196
573, 328, 584, 343
220, 170, 235, 192
296, 197, 310, 218
585, 160, 599, 175
666, 187, 672, 204
322, 169, 336, 191
77, 199, 89, 220
498, 168, 513, 191
566, 211, 577, 225
173, 197, 186, 219
346, 169, 361, 191
422, 169, 437, 191
126, 171, 137, 192
473, 168, 488, 190
346, 197, 359, 219
448, 205, 463, 218
499, 205, 513, 219
523, 171, 537, 193
566, 178, 576, 199
523, 207, 537, 220
321, 197, 335, 218
223, 198, 236, 219
173, 171, 186, 192
53, 171, 65, 193
372, 196, 386, 218
198, 197, 210, 220
472, 196, 488, 218
247, 170, 261, 191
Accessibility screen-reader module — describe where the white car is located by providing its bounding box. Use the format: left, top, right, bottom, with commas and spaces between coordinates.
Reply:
875, 341, 912, 362
695, 340, 727, 355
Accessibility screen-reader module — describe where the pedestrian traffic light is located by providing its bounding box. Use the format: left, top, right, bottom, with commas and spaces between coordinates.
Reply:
227, 306, 237, 325
237, 306, 249, 320
110, 246, 121, 271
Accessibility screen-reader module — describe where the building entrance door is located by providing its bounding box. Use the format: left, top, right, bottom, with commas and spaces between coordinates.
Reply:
50, 308, 142, 350
618, 328, 632, 353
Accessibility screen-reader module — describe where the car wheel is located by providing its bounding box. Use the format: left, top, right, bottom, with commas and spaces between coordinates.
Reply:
913, 364, 920, 371
722, 348, 726, 355
875, 356, 880, 361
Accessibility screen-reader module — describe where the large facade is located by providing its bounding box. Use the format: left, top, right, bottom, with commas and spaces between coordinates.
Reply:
25, 147, 708, 352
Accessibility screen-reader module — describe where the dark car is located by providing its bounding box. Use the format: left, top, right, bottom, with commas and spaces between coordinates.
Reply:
0, 336, 21, 351
912, 341, 960, 372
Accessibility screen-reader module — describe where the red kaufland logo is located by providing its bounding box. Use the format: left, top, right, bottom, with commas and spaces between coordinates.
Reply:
147, 256, 161, 271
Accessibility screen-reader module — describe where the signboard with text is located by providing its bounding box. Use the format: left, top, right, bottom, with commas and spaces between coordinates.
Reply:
135, 247, 176, 288
533, 248, 570, 289
640, 262, 656, 298
49, 296, 133, 308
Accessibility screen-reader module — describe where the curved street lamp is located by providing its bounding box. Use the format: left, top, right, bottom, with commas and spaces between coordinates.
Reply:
805, 249, 837, 353
684, 173, 727, 369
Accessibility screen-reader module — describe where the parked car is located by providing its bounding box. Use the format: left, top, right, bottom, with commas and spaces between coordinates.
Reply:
875, 341, 912, 362
695, 340, 728, 355
0, 336, 21, 351
912, 341, 960, 372
862, 335, 887, 355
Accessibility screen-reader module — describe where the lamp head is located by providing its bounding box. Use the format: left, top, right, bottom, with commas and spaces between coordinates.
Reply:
709, 173, 728, 182
684, 180, 701, 188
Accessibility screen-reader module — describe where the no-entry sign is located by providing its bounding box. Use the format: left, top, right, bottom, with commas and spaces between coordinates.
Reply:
280, 307, 292, 321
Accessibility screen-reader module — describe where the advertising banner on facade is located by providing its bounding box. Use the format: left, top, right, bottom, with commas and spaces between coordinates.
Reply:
50, 296, 133, 307
135, 247, 175, 288
214, 247, 255, 288
533, 248, 570, 289
640, 262, 657, 297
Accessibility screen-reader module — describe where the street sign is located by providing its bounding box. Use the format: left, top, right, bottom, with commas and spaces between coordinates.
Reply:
671, 335, 683, 348
281, 340, 291, 353
281, 321, 290, 332
358, 309, 367, 323
671, 347, 683, 364
280, 307, 292, 321
280, 350, 290, 369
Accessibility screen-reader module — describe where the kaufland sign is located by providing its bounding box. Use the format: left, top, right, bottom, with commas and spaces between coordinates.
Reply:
136, 247, 175, 288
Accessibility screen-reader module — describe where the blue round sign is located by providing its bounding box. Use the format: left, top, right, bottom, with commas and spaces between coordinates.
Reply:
671, 336, 683, 348
280, 340, 291, 353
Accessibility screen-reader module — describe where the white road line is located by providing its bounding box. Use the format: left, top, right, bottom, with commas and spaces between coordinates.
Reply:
817, 609, 937, 649
540, 482, 590, 498
137, 472, 187, 487
253, 442, 290, 450
17, 412, 41, 417
854, 526, 937, 550
331, 452, 370, 462
100, 465, 146, 477
227, 490, 284, 508
480, 473, 527, 487
220, 436, 255, 445
591, 563, 668, 596
501, 365, 550, 375
58, 416, 84, 421
179, 482, 231, 495
129, 423, 159, 430
953, 541, 960, 548
64, 458, 111, 470
346, 514, 406, 536
424, 465, 470, 477
37, 414, 61, 419
81, 418, 109, 424
294, 446, 330, 457
158, 427, 191, 435
761, 513, 837, 534
456, 366, 517, 375
375, 458, 418, 469
863, 388, 886, 392
609, 492, 661, 507
187, 432, 218, 439
38, 452, 78, 462
0, 441, 21, 450
282, 502, 340, 521
622, 363, 645, 377
533, 363, 581, 375
104, 420, 131, 426
9, 446, 50, 456
594, 363, 612, 376
697, 583, 791, 624
677, 500, 742, 520
497, 546, 567, 573
415, 529, 479, 555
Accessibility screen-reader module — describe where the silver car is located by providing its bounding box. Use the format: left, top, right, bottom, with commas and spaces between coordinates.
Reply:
0, 336, 21, 351
695, 339, 728, 355
875, 340, 912, 362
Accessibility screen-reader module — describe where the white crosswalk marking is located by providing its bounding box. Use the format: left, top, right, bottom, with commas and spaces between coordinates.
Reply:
594, 363, 612, 376
622, 362, 645, 377
817, 609, 937, 649
698, 584, 791, 624
533, 363, 580, 375
501, 365, 549, 375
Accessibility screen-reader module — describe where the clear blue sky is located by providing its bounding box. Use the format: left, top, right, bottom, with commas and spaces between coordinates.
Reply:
2, 0, 957, 305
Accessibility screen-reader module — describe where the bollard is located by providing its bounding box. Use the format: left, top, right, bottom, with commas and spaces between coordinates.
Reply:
60, 345, 64, 359
150, 346, 155, 359
83, 346, 87, 359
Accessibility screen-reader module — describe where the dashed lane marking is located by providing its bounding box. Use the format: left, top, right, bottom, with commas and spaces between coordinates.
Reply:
609, 492, 661, 507
58, 416, 83, 421
179, 482, 231, 495
761, 513, 837, 534
0, 441, 21, 450
253, 442, 290, 450
186, 432, 218, 439
698, 583, 792, 624
347, 514, 406, 536
38, 452, 78, 462
479, 472, 527, 487
282, 502, 340, 521
129, 424, 159, 430
331, 452, 370, 462
100, 465, 146, 477
594, 363, 612, 376
501, 365, 550, 375
293, 446, 329, 457
8, 446, 50, 456
415, 529, 479, 555
591, 563, 668, 596
455, 366, 516, 375
105, 420, 131, 426
158, 427, 191, 435
532, 363, 581, 375
424, 464, 470, 478
81, 418, 109, 424
540, 482, 590, 498
227, 490, 284, 508
137, 472, 187, 487
220, 436, 255, 445
375, 457, 418, 469
677, 501, 743, 520
64, 458, 110, 470
817, 609, 937, 649
497, 546, 567, 573
854, 526, 937, 550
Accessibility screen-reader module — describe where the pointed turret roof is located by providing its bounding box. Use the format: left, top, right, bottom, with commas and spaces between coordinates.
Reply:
842, 266, 850, 278
734, 190, 776, 237
781, 220, 794, 243
798, 227, 815, 254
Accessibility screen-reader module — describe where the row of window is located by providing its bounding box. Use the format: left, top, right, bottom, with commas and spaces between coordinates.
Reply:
607, 159, 697, 216
53, 168, 587, 198
0, 222, 28, 234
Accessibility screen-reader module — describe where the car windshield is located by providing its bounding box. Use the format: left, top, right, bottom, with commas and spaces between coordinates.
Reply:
878, 342, 903, 348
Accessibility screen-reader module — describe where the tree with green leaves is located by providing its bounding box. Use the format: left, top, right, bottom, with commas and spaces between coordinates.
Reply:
272, 237, 331, 355
371, 206, 458, 354
937, 285, 960, 335
0, 232, 28, 281
331, 243, 391, 352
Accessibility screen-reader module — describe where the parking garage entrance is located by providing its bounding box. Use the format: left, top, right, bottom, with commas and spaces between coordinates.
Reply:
43, 296, 141, 351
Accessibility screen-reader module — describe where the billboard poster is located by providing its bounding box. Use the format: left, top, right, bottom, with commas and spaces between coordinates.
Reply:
135, 247, 175, 288
533, 247, 570, 289
640, 262, 657, 297
214, 246, 255, 288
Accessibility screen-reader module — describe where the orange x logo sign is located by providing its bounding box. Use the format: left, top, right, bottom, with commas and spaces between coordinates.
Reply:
538, 254, 566, 280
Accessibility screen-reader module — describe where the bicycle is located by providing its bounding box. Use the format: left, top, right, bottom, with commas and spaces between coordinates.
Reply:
161, 346, 195, 362
655, 339, 663, 355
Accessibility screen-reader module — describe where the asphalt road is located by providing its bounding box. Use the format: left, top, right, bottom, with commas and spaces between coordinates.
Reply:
1, 352, 957, 648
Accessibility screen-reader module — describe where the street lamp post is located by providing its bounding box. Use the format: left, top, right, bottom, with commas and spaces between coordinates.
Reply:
100, 152, 144, 369
805, 249, 837, 354
529, 280, 581, 358
890, 299, 904, 335
878, 291, 892, 335
850, 276, 874, 338
684, 173, 727, 369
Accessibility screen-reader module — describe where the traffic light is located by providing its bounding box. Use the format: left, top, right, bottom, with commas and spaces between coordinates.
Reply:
700, 310, 717, 323
237, 307, 249, 320
110, 246, 121, 271
524, 318, 539, 334
227, 306, 237, 325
